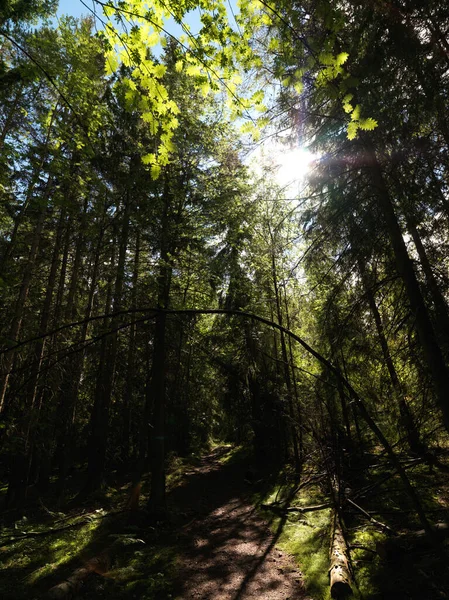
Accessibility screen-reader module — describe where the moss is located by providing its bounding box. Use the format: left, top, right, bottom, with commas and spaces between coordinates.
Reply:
350, 528, 385, 599
27, 520, 99, 584
0, 516, 102, 599
216, 444, 249, 465
102, 542, 177, 599
274, 510, 331, 600
255, 480, 333, 600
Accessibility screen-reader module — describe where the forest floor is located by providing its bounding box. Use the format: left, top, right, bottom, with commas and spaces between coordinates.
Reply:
2, 445, 449, 599
171, 446, 311, 599
0, 446, 312, 600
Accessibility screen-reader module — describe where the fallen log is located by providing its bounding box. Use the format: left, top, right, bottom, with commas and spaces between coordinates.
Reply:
261, 502, 331, 513
48, 553, 111, 599
329, 509, 353, 599
47, 536, 145, 598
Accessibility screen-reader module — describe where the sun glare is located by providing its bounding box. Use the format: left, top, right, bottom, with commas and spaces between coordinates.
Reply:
249, 143, 317, 191
275, 147, 316, 188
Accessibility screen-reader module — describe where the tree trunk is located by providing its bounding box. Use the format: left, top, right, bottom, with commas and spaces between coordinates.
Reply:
85, 192, 131, 492
270, 242, 301, 476
55, 221, 104, 490
122, 229, 140, 461
0, 197, 48, 413
20, 209, 67, 496
147, 180, 173, 519
406, 217, 449, 348
84, 252, 115, 493
329, 509, 353, 599
357, 257, 422, 453
364, 142, 449, 434
147, 310, 167, 518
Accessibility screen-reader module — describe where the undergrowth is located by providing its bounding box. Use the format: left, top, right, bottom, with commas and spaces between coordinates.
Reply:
251, 453, 449, 600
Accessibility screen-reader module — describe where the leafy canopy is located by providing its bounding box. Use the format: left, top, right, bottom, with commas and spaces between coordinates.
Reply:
96, 0, 378, 175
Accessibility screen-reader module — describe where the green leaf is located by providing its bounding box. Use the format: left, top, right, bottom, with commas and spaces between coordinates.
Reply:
103, 3, 115, 18
347, 121, 359, 140
351, 104, 361, 121
200, 81, 211, 96
251, 90, 264, 104
336, 52, 349, 66
142, 153, 156, 165
359, 117, 378, 131
151, 164, 161, 179
319, 52, 334, 66
154, 64, 167, 78
342, 93, 353, 113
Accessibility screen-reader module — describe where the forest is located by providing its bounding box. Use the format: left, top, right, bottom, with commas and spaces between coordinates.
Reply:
1, 0, 449, 598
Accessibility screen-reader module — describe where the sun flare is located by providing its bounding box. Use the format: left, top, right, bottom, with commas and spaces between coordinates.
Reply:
274, 147, 316, 188
249, 143, 317, 191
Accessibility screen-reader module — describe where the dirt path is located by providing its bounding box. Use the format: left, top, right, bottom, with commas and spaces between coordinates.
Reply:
171, 448, 312, 600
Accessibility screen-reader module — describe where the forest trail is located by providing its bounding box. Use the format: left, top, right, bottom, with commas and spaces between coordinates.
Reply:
170, 447, 311, 600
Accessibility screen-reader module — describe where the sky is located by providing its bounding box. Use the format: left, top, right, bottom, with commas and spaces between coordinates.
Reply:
56, 0, 238, 37
57, 0, 89, 19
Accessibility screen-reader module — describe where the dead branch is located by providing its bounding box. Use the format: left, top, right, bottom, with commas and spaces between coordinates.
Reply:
261, 502, 332, 514
346, 498, 397, 535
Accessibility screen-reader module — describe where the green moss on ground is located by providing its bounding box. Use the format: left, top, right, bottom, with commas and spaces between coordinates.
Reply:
0, 515, 102, 598
254, 480, 333, 600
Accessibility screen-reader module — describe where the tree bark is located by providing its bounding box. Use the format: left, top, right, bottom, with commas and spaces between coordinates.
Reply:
122, 229, 140, 461
406, 216, 449, 348
364, 141, 449, 434
329, 509, 353, 599
147, 180, 172, 519
0, 196, 48, 413
85, 191, 131, 492
357, 257, 422, 453
269, 238, 301, 476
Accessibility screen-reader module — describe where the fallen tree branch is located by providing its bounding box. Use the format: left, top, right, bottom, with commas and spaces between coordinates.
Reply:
261, 502, 332, 514
346, 498, 397, 535
0, 510, 125, 545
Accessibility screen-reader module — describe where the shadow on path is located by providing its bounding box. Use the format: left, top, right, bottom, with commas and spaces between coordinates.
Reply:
171, 447, 312, 600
